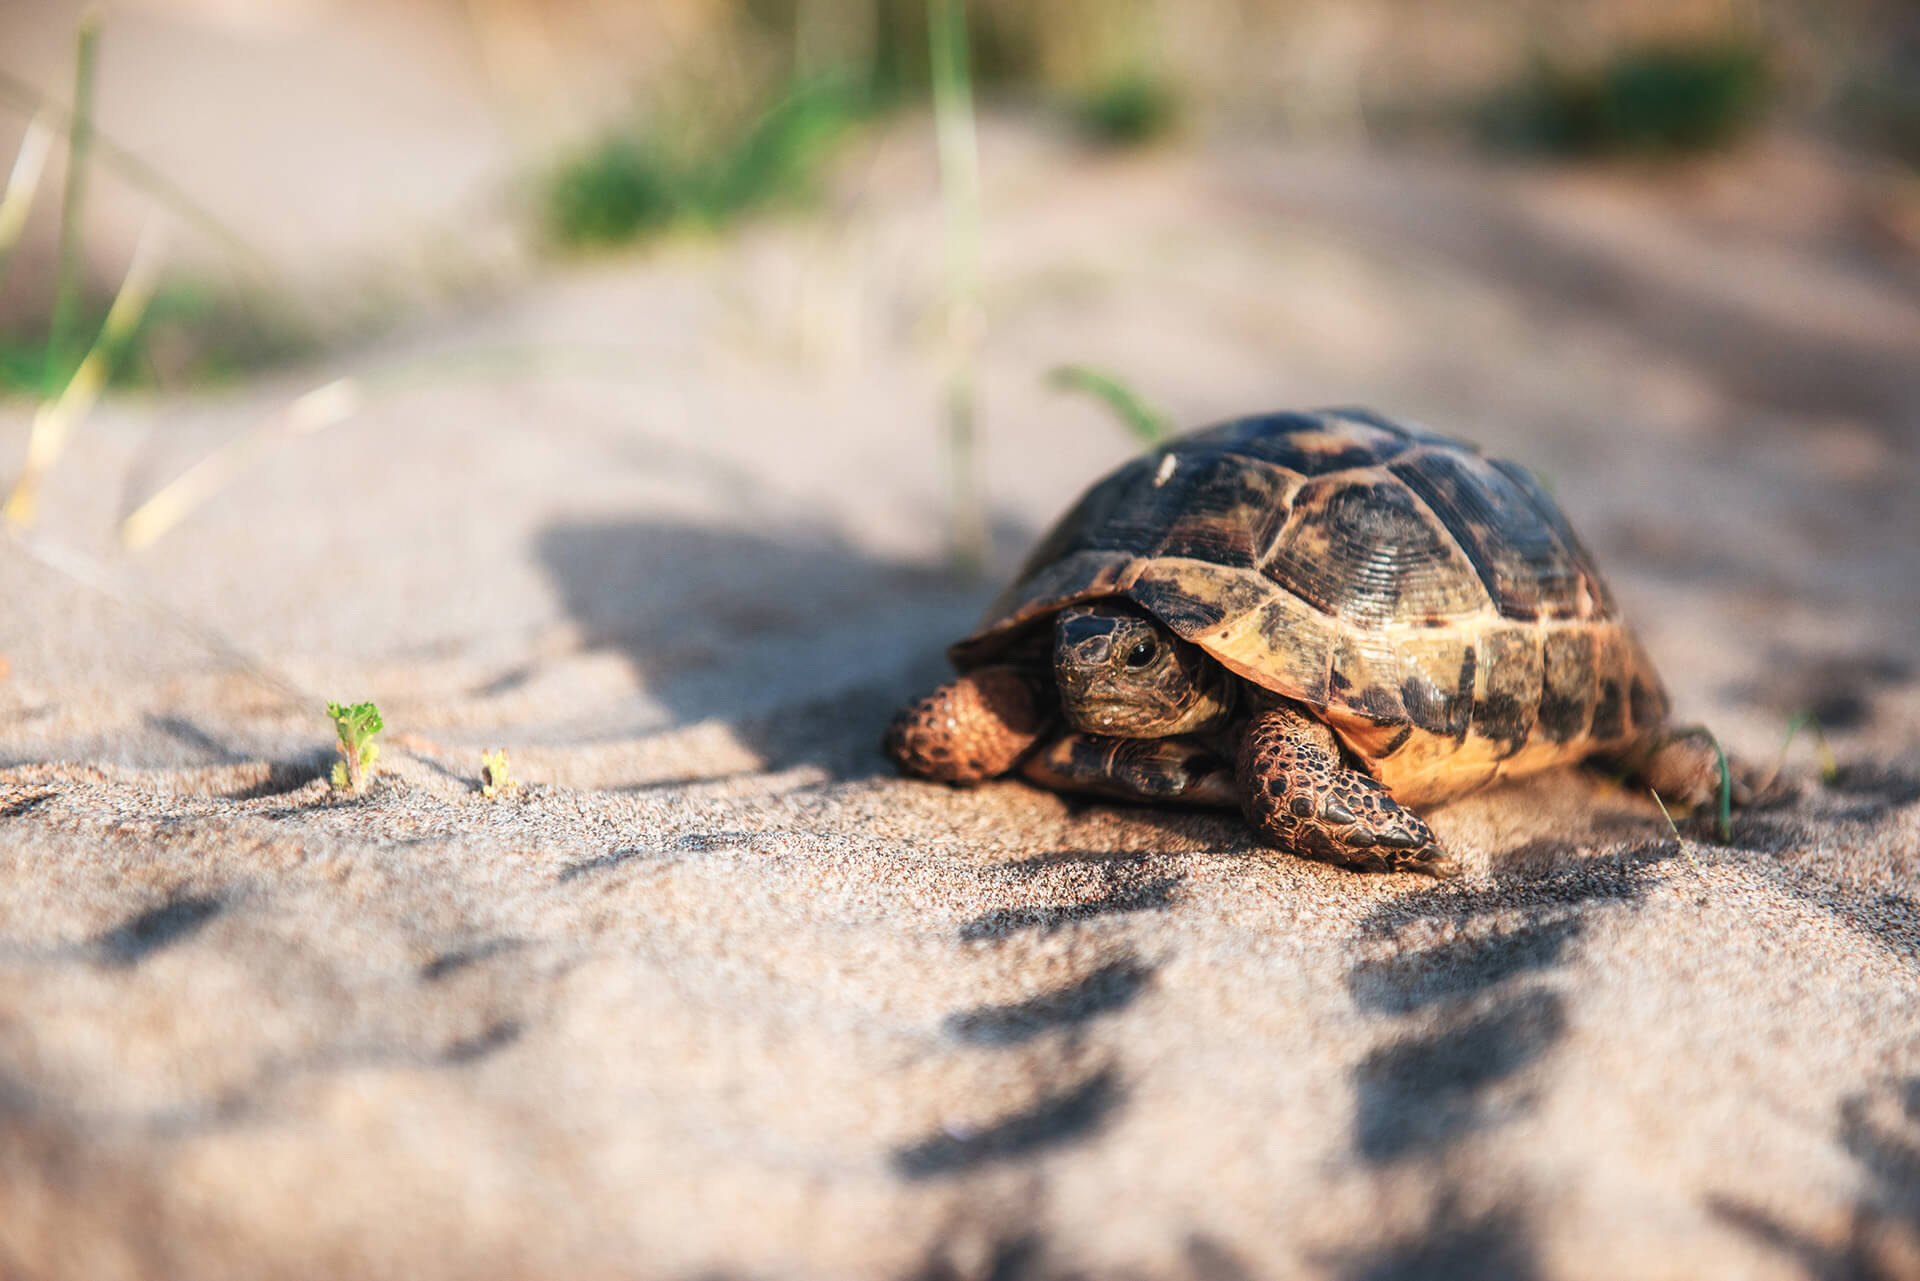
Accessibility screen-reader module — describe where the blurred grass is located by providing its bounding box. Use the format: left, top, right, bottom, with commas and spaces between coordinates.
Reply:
540, 75, 873, 249
1480, 38, 1772, 157
813, 0, 1050, 98
42, 12, 97, 401
4, 0, 1906, 406
0, 15, 317, 405
1069, 70, 1180, 147
928, 0, 985, 575
1048, 364, 1171, 445
0, 283, 315, 399
537, 0, 1178, 252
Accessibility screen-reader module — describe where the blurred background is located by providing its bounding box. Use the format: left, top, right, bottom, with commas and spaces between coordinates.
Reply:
4, 10, 1920, 1276
1, 0, 1917, 769
3, 0, 1917, 392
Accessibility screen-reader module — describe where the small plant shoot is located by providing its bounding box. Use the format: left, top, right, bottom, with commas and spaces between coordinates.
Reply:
327, 700, 383, 793
481, 748, 519, 799
1707, 731, 1733, 842
1048, 364, 1172, 446
1778, 710, 1839, 784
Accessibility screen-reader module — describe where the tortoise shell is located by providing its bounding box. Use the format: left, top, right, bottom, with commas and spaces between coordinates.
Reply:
951, 408, 1670, 806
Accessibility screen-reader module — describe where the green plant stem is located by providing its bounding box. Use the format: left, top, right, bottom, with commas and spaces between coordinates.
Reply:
1048, 364, 1171, 445
1779, 710, 1839, 782
1709, 733, 1732, 843
6, 219, 164, 528
793, 0, 831, 81
0, 110, 53, 292
44, 14, 99, 401
929, 0, 985, 576
326, 701, 383, 793
0, 66, 282, 284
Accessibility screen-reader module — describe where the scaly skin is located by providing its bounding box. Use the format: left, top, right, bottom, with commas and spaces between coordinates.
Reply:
1020, 732, 1237, 807
884, 666, 1050, 784
1621, 725, 1753, 810
1237, 706, 1457, 877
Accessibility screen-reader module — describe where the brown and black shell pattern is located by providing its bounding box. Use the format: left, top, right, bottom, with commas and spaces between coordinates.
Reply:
951, 408, 1671, 806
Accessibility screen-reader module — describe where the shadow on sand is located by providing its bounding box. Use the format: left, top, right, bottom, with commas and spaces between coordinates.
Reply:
533, 517, 1010, 778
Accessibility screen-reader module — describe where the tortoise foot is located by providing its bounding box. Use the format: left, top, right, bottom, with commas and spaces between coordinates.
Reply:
1627, 725, 1755, 811
1237, 707, 1455, 877
884, 667, 1049, 785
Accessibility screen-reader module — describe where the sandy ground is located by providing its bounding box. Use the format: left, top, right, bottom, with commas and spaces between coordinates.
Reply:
3, 103, 1920, 1280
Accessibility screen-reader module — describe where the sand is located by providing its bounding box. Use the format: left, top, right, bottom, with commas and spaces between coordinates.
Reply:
3, 120, 1919, 1278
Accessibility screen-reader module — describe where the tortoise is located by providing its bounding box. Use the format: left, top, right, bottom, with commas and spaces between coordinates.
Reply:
884, 407, 1734, 877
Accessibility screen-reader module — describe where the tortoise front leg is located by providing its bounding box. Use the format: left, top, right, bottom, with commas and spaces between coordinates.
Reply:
1237, 707, 1456, 877
885, 666, 1051, 784
1019, 733, 1238, 807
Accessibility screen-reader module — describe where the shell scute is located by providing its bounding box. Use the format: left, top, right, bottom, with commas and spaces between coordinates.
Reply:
1629, 670, 1667, 732
1470, 626, 1543, 757
1489, 458, 1617, 617
1589, 629, 1632, 742
1137, 561, 1344, 706
1392, 634, 1478, 742
1390, 449, 1593, 621
1539, 629, 1598, 742
1261, 478, 1486, 629
1198, 412, 1413, 478
1128, 557, 1272, 637
1153, 454, 1297, 569
1195, 409, 1413, 476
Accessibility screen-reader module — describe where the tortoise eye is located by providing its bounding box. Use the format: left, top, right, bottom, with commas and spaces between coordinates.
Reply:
1125, 639, 1158, 668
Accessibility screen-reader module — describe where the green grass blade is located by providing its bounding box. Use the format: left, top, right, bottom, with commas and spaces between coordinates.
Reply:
928, 0, 985, 575
1709, 732, 1732, 843
1780, 709, 1839, 783
43, 13, 99, 402
1048, 364, 1172, 445
0, 109, 53, 289
0, 66, 284, 286
5, 220, 164, 528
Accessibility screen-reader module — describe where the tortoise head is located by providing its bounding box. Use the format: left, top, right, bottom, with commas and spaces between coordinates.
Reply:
1051, 601, 1234, 737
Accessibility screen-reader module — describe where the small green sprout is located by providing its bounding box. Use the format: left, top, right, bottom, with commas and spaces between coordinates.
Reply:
1706, 730, 1733, 842
1778, 710, 1839, 784
480, 748, 519, 799
1047, 364, 1172, 446
326, 700, 383, 793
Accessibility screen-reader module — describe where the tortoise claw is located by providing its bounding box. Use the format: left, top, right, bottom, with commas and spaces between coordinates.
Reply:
1238, 707, 1451, 875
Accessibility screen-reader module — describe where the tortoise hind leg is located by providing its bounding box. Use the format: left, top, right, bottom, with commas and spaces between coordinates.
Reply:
1616, 725, 1756, 811
885, 666, 1050, 784
1237, 707, 1456, 877
1019, 733, 1237, 807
